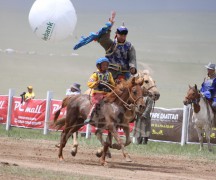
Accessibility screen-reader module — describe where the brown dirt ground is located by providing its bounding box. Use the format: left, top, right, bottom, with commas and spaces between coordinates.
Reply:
0, 137, 216, 180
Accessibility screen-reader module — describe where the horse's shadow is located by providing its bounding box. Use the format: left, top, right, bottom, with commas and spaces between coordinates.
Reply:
64, 156, 184, 174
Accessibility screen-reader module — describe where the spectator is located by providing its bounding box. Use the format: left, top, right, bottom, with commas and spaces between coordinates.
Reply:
66, 83, 81, 96
133, 96, 154, 144
22, 86, 35, 102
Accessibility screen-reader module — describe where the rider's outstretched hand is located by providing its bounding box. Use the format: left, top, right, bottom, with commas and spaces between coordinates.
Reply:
109, 11, 116, 24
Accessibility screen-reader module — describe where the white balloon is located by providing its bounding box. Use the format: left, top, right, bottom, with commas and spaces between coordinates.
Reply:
29, 0, 77, 42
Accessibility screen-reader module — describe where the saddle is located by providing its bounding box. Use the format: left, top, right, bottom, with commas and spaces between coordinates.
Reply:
91, 101, 105, 126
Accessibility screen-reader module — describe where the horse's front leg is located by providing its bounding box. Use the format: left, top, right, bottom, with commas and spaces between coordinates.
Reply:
205, 126, 212, 152
109, 124, 132, 162
100, 142, 110, 166
95, 129, 112, 158
123, 125, 132, 146
111, 125, 131, 148
196, 127, 204, 151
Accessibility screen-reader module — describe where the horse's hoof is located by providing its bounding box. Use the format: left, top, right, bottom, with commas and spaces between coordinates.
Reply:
96, 151, 102, 158
125, 156, 132, 162
55, 144, 60, 148
59, 157, 64, 161
71, 151, 76, 157
106, 152, 112, 158
96, 148, 103, 158
103, 161, 108, 166
125, 157, 132, 162
100, 160, 108, 166
112, 143, 121, 150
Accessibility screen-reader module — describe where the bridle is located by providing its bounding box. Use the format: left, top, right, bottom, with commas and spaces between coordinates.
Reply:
127, 86, 143, 107
184, 88, 201, 105
99, 81, 144, 111
142, 85, 157, 97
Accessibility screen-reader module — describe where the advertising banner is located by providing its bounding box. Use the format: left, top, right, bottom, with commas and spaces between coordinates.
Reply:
150, 107, 183, 142
0, 95, 8, 124
11, 97, 46, 128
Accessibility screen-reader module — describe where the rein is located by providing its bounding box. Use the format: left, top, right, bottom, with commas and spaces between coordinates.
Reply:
142, 85, 156, 96
100, 81, 141, 111
185, 90, 201, 113
147, 85, 157, 91
185, 91, 201, 105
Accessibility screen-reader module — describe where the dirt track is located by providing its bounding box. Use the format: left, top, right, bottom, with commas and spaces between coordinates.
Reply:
0, 137, 216, 180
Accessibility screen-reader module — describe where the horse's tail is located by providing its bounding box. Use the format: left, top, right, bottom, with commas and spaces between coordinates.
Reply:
51, 117, 66, 131
54, 96, 73, 122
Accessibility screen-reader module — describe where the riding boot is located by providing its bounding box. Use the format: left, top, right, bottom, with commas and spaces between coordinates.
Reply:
137, 137, 143, 144
213, 114, 216, 127
84, 104, 96, 125
143, 137, 148, 144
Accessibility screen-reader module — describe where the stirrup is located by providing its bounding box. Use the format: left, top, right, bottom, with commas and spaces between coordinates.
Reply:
84, 118, 91, 125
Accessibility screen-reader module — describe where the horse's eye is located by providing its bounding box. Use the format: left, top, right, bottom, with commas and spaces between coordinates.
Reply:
145, 80, 149, 84
132, 88, 137, 95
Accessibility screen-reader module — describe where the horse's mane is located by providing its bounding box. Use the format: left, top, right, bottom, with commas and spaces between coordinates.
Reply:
104, 76, 143, 103
104, 79, 131, 103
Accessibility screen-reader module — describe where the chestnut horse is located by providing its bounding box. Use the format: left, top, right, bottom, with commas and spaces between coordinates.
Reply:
96, 71, 160, 156
53, 77, 145, 165
183, 84, 214, 151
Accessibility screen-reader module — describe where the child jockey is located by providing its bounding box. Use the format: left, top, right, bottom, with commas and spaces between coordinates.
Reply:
84, 57, 115, 124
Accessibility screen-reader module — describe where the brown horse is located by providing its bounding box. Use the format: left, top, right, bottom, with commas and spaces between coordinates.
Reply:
53, 77, 145, 165
183, 84, 214, 151
96, 71, 160, 155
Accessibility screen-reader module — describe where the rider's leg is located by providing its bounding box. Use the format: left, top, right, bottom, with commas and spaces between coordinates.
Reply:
211, 101, 216, 126
211, 101, 216, 112
84, 93, 104, 124
84, 104, 96, 124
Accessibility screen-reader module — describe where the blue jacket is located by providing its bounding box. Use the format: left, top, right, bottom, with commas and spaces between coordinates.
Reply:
73, 22, 112, 50
200, 74, 216, 101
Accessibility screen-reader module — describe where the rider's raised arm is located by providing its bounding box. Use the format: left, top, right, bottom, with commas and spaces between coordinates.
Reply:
97, 11, 116, 51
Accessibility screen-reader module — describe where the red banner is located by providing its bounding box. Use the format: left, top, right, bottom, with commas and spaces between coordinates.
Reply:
50, 99, 67, 121
11, 97, 46, 128
0, 95, 8, 124
49, 99, 88, 132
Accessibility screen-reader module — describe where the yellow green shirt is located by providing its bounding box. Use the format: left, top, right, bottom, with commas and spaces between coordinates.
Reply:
87, 70, 115, 94
25, 92, 35, 99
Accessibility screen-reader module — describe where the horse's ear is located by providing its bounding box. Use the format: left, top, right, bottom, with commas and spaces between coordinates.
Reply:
143, 69, 150, 75
195, 84, 197, 90
139, 77, 144, 86
189, 85, 192, 89
131, 76, 136, 85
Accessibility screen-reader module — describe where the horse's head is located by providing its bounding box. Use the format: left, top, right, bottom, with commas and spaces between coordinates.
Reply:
104, 77, 145, 114
126, 76, 145, 114
183, 84, 200, 105
138, 70, 160, 101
